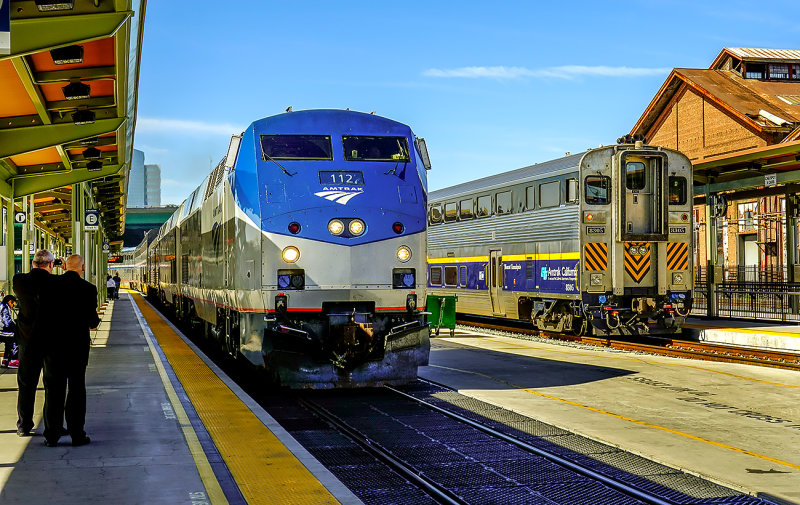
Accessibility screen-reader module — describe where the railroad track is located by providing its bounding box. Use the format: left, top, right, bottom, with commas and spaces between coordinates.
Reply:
284, 381, 770, 505
456, 318, 800, 371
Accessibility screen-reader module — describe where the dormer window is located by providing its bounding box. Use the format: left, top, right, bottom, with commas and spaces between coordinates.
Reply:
769, 64, 790, 80
744, 63, 765, 79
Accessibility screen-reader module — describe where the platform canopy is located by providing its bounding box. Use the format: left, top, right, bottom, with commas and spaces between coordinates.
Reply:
0, 0, 146, 242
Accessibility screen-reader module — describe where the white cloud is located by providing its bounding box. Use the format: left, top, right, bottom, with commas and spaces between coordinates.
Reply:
423, 65, 670, 80
136, 117, 247, 136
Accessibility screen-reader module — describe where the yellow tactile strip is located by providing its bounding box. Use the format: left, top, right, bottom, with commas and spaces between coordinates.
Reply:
133, 294, 340, 505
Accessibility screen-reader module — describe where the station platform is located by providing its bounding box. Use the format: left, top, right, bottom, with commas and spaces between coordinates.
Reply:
684, 317, 800, 353
0, 292, 362, 505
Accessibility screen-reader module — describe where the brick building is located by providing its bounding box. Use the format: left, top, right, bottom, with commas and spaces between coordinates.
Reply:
630, 48, 800, 285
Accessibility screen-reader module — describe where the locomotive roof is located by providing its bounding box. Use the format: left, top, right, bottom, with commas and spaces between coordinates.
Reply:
430, 151, 586, 201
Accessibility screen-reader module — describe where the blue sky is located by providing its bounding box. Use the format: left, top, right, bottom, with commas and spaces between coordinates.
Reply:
134, 0, 800, 205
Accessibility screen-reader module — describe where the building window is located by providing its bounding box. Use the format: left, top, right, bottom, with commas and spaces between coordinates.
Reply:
768, 63, 790, 80
745, 63, 765, 79
496, 191, 512, 215
476, 195, 491, 217
459, 199, 473, 220
444, 202, 458, 222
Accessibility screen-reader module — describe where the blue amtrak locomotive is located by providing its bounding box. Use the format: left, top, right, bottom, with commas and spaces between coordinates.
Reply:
140, 109, 432, 387
427, 142, 694, 336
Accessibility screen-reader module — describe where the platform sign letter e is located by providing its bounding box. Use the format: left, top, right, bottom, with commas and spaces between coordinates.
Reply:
0, 0, 10, 56
85, 209, 99, 231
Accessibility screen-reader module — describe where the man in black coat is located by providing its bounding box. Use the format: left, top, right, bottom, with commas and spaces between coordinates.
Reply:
12, 249, 60, 436
42, 254, 100, 446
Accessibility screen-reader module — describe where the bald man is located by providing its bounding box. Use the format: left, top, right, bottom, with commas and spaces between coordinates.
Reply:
42, 254, 100, 447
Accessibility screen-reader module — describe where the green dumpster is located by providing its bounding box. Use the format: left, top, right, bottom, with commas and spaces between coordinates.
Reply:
426, 294, 457, 336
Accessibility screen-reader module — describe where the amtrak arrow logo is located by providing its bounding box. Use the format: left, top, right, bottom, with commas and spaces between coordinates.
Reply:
314, 187, 364, 205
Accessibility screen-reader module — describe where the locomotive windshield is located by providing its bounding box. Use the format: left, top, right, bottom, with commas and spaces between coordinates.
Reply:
260, 135, 333, 160
343, 136, 410, 162
585, 175, 610, 205
669, 176, 687, 205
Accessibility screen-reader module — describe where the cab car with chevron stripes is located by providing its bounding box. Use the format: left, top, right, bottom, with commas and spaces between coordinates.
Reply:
427, 141, 693, 335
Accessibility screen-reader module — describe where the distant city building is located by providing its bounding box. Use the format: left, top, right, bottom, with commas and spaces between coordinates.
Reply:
128, 149, 162, 207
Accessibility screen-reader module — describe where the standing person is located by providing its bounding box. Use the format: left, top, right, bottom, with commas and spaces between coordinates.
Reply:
106, 275, 115, 299
0, 295, 19, 368
12, 250, 61, 437
112, 272, 121, 299
42, 254, 99, 447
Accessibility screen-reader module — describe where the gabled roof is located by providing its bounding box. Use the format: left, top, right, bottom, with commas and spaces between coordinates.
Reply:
630, 68, 800, 139
711, 47, 800, 68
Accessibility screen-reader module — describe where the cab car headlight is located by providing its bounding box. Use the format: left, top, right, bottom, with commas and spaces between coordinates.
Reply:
396, 246, 411, 262
590, 273, 603, 286
282, 246, 300, 263
328, 219, 344, 236
672, 272, 684, 285
348, 219, 365, 236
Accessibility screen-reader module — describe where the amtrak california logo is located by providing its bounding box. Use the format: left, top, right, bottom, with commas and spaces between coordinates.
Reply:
314, 186, 364, 205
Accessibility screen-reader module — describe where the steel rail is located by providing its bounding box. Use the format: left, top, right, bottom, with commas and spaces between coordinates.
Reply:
385, 382, 675, 505
298, 397, 466, 505
456, 319, 800, 371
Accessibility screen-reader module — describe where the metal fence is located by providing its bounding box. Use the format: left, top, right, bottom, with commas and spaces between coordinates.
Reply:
692, 266, 800, 322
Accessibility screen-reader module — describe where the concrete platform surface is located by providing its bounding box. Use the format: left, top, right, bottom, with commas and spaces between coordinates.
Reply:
685, 317, 800, 353
421, 328, 800, 504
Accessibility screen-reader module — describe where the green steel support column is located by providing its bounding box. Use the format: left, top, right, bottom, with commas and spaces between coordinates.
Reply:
72, 184, 81, 258
21, 197, 29, 273
787, 195, 798, 315
706, 188, 717, 318
5, 198, 13, 293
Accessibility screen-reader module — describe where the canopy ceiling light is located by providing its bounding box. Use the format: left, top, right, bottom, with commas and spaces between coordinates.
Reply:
82, 147, 101, 160
35, 0, 74, 11
87, 160, 103, 171
62, 82, 91, 100
80, 136, 100, 145
72, 110, 96, 125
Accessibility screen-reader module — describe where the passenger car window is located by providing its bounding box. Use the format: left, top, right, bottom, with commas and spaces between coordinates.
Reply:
566, 178, 578, 203
429, 204, 443, 224
585, 176, 611, 205
669, 176, 687, 205
476, 195, 491, 217
444, 266, 458, 286
525, 186, 535, 210
444, 202, 458, 222
459, 199, 474, 219
430, 266, 443, 285
539, 181, 560, 208
626, 161, 646, 190
459, 266, 467, 286
496, 191, 512, 215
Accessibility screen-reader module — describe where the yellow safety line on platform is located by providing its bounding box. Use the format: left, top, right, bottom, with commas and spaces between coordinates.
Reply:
131, 303, 229, 505
430, 364, 800, 471
684, 322, 800, 339
441, 335, 800, 390
132, 294, 340, 505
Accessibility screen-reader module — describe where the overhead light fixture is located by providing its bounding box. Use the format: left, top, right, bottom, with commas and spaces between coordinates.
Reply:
87, 160, 103, 171
35, 0, 74, 12
72, 110, 96, 125
62, 82, 91, 100
82, 147, 101, 160
50, 45, 83, 64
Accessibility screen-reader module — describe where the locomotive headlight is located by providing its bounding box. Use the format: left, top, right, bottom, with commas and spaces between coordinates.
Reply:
328, 219, 344, 236
349, 219, 365, 236
282, 246, 300, 263
672, 272, 684, 285
637, 245, 649, 256
590, 273, 603, 286
396, 246, 412, 262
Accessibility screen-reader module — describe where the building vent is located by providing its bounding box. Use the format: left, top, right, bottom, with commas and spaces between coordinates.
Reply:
777, 95, 800, 106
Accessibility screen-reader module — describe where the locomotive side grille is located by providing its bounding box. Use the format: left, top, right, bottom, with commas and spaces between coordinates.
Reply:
666, 241, 689, 270
583, 242, 608, 270
624, 242, 651, 283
